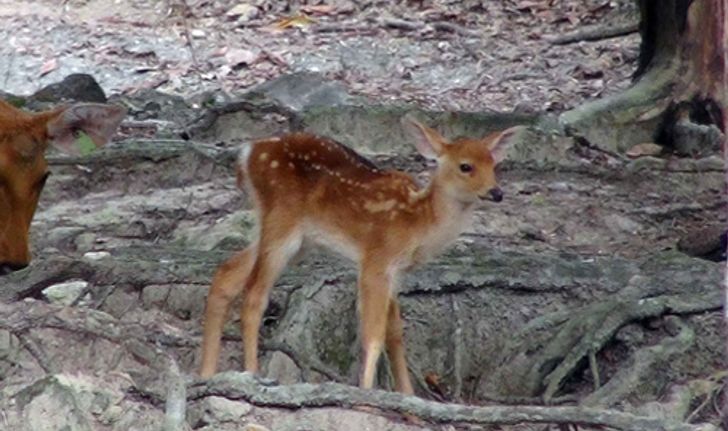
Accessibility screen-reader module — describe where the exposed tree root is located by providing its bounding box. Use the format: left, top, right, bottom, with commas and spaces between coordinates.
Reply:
188, 372, 709, 431
484, 278, 721, 402
581, 316, 695, 408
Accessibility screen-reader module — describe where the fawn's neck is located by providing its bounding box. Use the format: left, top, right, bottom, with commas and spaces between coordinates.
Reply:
410, 176, 475, 262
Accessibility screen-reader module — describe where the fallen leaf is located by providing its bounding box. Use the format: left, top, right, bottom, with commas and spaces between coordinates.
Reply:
300, 4, 335, 15
273, 14, 316, 30
626, 142, 663, 158
40, 58, 58, 76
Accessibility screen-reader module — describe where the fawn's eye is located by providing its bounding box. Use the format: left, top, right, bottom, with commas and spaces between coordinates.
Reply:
459, 163, 473, 173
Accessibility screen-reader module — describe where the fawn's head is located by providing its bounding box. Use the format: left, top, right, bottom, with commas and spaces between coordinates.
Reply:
402, 116, 519, 204
0, 101, 125, 274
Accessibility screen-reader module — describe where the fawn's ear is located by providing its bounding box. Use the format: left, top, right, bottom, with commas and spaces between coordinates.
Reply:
45, 104, 126, 155
487, 126, 522, 165
401, 115, 448, 159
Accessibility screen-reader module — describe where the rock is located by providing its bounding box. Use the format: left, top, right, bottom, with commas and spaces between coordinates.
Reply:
626, 142, 663, 158
677, 225, 726, 262
191, 29, 206, 38
265, 351, 301, 385
227, 3, 259, 23
671, 119, 723, 156
10, 374, 133, 431
30, 74, 107, 104
83, 251, 111, 261
42, 280, 89, 305
141, 284, 207, 319
190, 396, 253, 426
116, 89, 192, 126
604, 213, 643, 235
249, 72, 355, 112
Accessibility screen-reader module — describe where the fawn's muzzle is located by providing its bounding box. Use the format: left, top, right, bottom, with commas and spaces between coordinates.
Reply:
483, 187, 503, 202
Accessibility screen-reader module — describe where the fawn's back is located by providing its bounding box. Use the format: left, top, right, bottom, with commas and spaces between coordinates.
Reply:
236, 127, 513, 267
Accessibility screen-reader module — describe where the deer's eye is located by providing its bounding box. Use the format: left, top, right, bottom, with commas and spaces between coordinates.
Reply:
459, 163, 473, 173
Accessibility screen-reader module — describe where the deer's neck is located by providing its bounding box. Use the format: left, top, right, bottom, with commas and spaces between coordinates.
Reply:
410, 179, 475, 264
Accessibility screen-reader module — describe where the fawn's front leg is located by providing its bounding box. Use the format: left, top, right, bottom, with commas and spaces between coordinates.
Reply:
200, 247, 256, 378
358, 262, 394, 390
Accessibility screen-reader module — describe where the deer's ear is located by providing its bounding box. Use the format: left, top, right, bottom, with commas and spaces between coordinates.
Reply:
401, 115, 448, 159
46, 104, 126, 155
487, 126, 522, 165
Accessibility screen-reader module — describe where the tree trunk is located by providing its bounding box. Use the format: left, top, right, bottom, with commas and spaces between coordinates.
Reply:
560, 0, 726, 155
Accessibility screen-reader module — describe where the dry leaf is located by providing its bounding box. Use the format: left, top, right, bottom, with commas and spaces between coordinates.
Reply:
273, 14, 316, 30
300, 5, 335, 15
626, 143, 663, 158
40, 58, 58, 76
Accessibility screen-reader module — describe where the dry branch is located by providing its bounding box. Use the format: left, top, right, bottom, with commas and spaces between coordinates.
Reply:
546, 21, 639, 45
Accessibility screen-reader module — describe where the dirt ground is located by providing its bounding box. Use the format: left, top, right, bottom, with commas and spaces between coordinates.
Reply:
1, 0, 639, 112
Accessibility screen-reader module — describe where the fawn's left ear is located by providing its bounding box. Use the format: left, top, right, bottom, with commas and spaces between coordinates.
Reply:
45, 104, 126, 155
487, 126, 523, 165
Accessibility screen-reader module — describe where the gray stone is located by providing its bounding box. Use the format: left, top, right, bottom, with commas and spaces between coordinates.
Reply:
42, 280, 89, 306
249, 72, 355, 112
31, 73, 107, 104
671, 119, 723, 156
265, 351, 301, 385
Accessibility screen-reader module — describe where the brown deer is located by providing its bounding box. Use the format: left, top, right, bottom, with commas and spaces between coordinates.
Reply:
199, 116, 519, 393
0, 100, 126, 274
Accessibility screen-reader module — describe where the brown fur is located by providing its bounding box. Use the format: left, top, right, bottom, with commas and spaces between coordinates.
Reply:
199, 120, 519, 394
0, 100, 60, 267
0, 100, 125, 273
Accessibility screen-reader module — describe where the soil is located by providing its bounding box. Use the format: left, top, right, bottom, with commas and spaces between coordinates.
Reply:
1, 0, 639, 112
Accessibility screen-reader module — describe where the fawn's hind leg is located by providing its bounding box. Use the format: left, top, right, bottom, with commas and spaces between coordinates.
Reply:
386, 298, 413, 394
200, 246, 256, 378
240, 218, 302, 373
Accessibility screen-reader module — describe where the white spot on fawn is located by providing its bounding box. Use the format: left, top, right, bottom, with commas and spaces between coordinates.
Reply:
270, 160, 279, 168
259, 152, 269, 161
364, 199, 397, 213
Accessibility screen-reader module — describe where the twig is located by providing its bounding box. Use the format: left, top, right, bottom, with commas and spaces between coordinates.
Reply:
188, 372, 704, 431
380, 18, 425, 31
432, 21, 481, 38
184, 99, 303, 139
174, 0, 201, 71
450, 297, 463, 401
588, 349, 600, 390
546, 21, 639, 45
629, 200, 724, 218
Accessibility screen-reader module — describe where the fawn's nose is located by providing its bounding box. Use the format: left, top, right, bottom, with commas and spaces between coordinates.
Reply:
0, 262, 28, 276
487, 187, 503, 202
